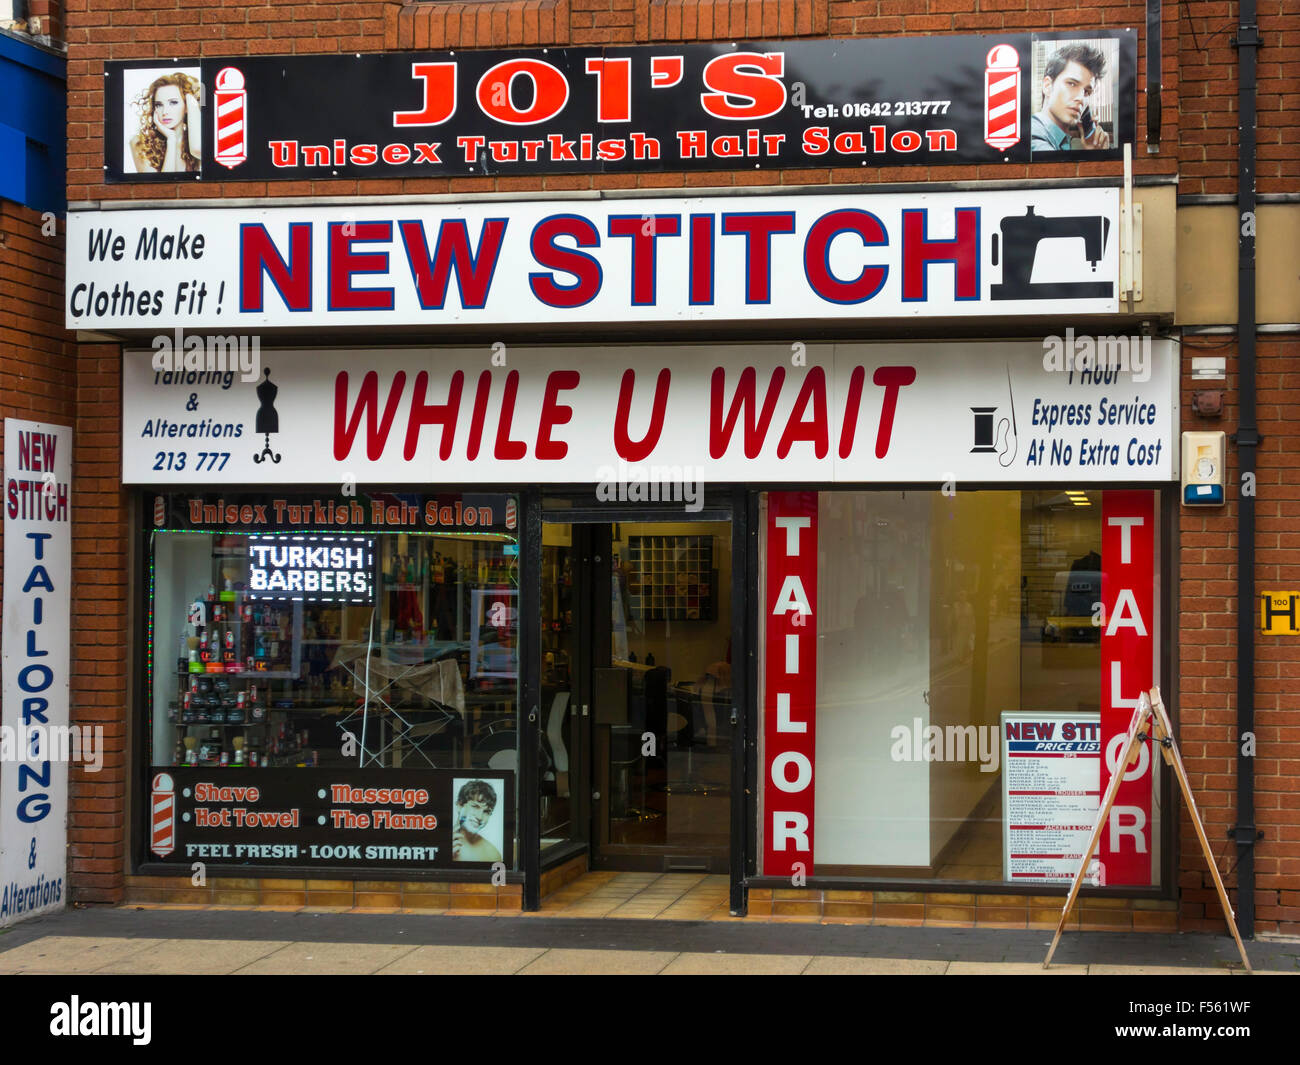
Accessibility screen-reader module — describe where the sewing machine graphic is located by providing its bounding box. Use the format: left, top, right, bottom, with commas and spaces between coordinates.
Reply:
990, 206, 1113, 300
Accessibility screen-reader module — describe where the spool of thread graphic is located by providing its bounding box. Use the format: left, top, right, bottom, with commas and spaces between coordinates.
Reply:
984, 45, 1020, 151
214, 67, 248, 170
971, 407, 998, 452
150, 772, 175, 857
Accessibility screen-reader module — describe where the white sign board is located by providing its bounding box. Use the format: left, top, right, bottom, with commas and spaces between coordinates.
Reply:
1001, 711, 1101, 884
121, 339, 1176, 485
69, 188, 1120, 330
2, 419, 72, 926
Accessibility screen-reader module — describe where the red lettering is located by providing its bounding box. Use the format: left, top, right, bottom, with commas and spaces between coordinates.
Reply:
328, 221, 394, 312
467, 371, 492, 461
650, 55, 683, 88
901, 207, 980, 301
690, 213, 714, 304
709, 367, 785, 460
720, 213, 796, 304
536, 370, 581, 460
872, 366, 916, 459
403, 370, 464, 461
585, 57, 631, 122
614, 368, 671, 462
700, 52, 787, 120
333, 371, 407, 461
607, 215, 681, 305
777, 367, 829, 459
477, 58, 569, 125
494, 370, 527, 460
529, 215, 602, 307
240, 222, 312, 313
382, 143, 412, 165
803, 209, 889, 304
837, 366, 866, 459
399, 218, 506, 310
393, 62, 457, 126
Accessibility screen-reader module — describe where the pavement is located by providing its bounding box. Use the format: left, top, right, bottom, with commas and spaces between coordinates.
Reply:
2, 904, 1297, 974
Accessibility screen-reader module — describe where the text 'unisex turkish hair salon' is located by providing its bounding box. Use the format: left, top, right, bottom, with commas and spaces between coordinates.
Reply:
67, 30, 1184, 912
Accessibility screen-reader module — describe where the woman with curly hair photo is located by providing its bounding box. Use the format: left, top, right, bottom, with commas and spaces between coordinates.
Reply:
129, 71, 202, 174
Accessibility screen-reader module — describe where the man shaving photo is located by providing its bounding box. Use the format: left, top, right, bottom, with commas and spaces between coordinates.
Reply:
452, 779, 503, 863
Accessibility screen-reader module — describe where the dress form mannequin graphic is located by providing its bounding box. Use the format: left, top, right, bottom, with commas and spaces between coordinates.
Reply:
253, 368, 281, 464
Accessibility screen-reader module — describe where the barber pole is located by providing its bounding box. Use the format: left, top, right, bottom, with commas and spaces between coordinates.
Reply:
153, 494, 166, 526
983, 45, 1020, 151
214, 66, 248, 170
150, 772, 175, 857
505, 497, 517, 530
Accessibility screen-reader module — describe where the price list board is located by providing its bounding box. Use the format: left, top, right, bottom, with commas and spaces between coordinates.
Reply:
1001, 712, 1101, 884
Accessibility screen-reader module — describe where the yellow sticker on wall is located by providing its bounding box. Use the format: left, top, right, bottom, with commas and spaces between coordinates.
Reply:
1261, 592, 1300, 634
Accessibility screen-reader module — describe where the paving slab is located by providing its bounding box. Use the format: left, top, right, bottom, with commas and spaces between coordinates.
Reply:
803, 956, 950, 975
92, 938, 293, 974
947, 961, 1089, 975
0, 936, 166, 974
517, 949, 678, 975
375, 945, 547, 975
660, 952, 812, 975
233, 942, 420, 974
1086, 964, 1237, 975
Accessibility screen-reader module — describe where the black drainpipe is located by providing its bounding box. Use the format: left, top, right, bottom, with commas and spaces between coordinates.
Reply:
1231, 0, 1261, 940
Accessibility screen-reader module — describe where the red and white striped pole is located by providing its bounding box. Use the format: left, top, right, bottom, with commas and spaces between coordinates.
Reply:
150, 772, 175, 858
213, 66, 248, 170
984, 44, 1021, 152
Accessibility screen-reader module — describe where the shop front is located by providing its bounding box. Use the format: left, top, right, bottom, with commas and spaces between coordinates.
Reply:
63, 136, 1182, 912
110, 334, 1176, 913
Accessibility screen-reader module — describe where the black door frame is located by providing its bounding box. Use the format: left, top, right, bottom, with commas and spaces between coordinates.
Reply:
522, 490, 749, 912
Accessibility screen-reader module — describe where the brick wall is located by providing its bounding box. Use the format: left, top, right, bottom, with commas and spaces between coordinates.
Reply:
0, 202, 75, 425
0, 203, 129, 905
1178, 1, 1298, 195
26, 0, 66, 41
1178, 337, 1300, 935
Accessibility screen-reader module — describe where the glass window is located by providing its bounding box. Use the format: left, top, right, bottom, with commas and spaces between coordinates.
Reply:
146, 492, 520, 868
758, 489, 1161, 886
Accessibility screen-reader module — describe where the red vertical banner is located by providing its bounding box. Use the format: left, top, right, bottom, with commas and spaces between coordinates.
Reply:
763, 492, 818, 878
1099, 490, 1156, 885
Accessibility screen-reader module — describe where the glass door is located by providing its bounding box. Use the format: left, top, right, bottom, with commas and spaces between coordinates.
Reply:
540, 514, 735, 874
539, 522, 591, 865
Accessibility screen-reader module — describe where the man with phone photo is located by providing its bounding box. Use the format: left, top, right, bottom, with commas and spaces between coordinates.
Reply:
1031, 43, 1112, 152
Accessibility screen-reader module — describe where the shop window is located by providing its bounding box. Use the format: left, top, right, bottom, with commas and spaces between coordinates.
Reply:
758, 489, 1162, 887
145, 491, 520, 871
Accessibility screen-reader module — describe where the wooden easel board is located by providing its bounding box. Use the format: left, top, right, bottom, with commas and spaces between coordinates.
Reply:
1043, 686, 1251, 971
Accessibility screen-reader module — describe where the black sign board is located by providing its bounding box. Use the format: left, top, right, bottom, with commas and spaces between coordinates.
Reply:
105, 31, 1136, 183
147, 767, 515, 870
152, 490, 519, 535
246, 535, 375, 604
